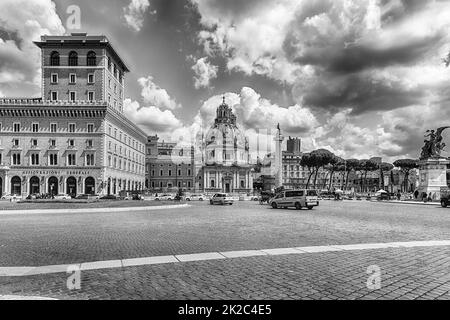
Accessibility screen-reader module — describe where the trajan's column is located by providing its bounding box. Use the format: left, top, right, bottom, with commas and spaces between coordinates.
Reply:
274, 124, 284, 188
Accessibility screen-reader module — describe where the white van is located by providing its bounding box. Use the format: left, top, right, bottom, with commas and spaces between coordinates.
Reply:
269, 189, 319, 210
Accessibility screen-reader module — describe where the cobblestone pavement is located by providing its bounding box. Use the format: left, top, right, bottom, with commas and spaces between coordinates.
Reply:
0, 201, 450, 299
1, 246, 450, 300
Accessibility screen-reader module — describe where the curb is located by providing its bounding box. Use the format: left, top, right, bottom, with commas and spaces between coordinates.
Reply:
370, 200, 439, 206
2, 240, 450, 277
0, 204, 190, 215
0, 295, 57, 300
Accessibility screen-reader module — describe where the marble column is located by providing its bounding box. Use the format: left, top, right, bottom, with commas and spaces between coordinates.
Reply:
245, 171, 249, 190
203, 170, 207, 191
5, 173, 9, 195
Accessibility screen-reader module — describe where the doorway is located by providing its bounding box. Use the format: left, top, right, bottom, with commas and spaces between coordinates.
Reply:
11, 176, 21, 195
225, 183, 230, 193
66, 176, 77, 197
48, 176, 58, 196
29, 176, 40, 194
85, 177, 95, 195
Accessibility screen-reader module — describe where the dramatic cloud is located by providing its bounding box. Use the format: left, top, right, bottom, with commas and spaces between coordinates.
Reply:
193, 87, 318, 136
192, 0, 450, 160
123, 0, 153, 32
124, 98, 182, 133
193, 0, 303, 83
138, 76, 181, 110
191, 57, 218, 89
0, 0, 65, 96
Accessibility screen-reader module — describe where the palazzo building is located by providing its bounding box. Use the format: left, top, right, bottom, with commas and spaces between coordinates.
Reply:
145, 135, 195, 192
200, 98, 253, 193
0, 33, 146, 197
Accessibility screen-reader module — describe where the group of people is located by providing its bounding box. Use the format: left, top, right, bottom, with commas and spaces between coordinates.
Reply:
413, 190, 433, 202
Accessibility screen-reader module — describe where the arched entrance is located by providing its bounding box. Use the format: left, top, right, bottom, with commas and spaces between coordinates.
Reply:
66, 176, 77, 197
11, 176, 21, 195
29, 176, 40, 194
48, 176, 58, 196
85, 177, 95, 195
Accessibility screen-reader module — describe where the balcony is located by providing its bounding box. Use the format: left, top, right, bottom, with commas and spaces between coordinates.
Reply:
0, 98, 108, 107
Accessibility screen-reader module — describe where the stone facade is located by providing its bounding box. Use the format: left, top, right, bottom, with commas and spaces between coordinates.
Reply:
145, 135, 195, 192
200, 98, 253, 194
0, 33, 146, 198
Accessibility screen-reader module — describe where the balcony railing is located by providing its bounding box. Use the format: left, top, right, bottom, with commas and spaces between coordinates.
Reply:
0, 98, 108, 106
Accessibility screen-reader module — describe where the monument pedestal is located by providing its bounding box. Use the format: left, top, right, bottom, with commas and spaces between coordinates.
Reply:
418, 158, 449, 200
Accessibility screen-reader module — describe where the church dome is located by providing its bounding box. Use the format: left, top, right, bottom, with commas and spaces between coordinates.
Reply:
204, 97, 249, 166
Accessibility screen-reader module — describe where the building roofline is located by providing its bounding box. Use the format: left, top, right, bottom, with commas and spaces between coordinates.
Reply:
33, 33, 130, 72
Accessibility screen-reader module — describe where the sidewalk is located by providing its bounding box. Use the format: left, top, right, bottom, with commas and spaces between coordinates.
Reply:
0, 203, 190, 215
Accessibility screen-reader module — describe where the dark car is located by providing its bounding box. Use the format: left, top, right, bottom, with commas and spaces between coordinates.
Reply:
377, 193, 390, 201
100, 195, 117, 200
440, 187, 450, 207
132, 194, 142, 200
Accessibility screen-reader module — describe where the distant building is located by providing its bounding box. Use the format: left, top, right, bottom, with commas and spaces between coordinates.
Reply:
145, 135, 195, 192
286, 136, 301, 154
200, 98, 253, 194
0, 33, 146, 197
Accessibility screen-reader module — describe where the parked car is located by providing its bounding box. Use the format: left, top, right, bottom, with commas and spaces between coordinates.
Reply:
269, 189, 319, 210
53, 194, 72, 200
1, 194, 20, 201
185, 194, 206, 201
75, 194, 100, 200
209, 193, 234, 205
440, 187, 450, 207
377, 193, 390, 201
154, 194, 174, 201
132, 193, 143, 200
100, 194, 117, 200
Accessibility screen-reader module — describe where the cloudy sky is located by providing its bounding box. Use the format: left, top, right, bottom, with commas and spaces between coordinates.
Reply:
1, 0, 450, 162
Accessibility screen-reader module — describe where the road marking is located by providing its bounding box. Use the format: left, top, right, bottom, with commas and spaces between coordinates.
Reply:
1, 240, 450, 277
175, 252, 226, 262
0, 295, 57, 300
80, 260, 122, 271
0, 204, 190, 215
260, 248, 303, 255
122, 255, 178, 267
220, 250, 268, 258
296, 245, 343, 253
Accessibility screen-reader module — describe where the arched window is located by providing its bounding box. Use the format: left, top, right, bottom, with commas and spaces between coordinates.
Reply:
50, 51, 60, 66
87, 51, 96, 66
68, 51, 78, 66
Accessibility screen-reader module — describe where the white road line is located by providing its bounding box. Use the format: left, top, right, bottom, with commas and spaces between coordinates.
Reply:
0, 204, 190, 215
80, 260, 122, 271
1, 240, 450, 277
220, 250, 268, 258
0, 295, 57, 300
122, 255, 178, 267
175, 252, 226, 262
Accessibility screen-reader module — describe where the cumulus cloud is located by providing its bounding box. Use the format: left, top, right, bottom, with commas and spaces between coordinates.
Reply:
193, 0, 303, 83
191, 57, 218, 89
0, 0, 64, 96
138, 76, 181, 110
124, 98, 182, 133
192, 0, 450, 160
123, 0, 154, 32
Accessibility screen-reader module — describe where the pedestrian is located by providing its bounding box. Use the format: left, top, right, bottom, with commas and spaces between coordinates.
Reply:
428, 192, 432, 202
414, 190, 419, 199
396, 191, 401, 201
